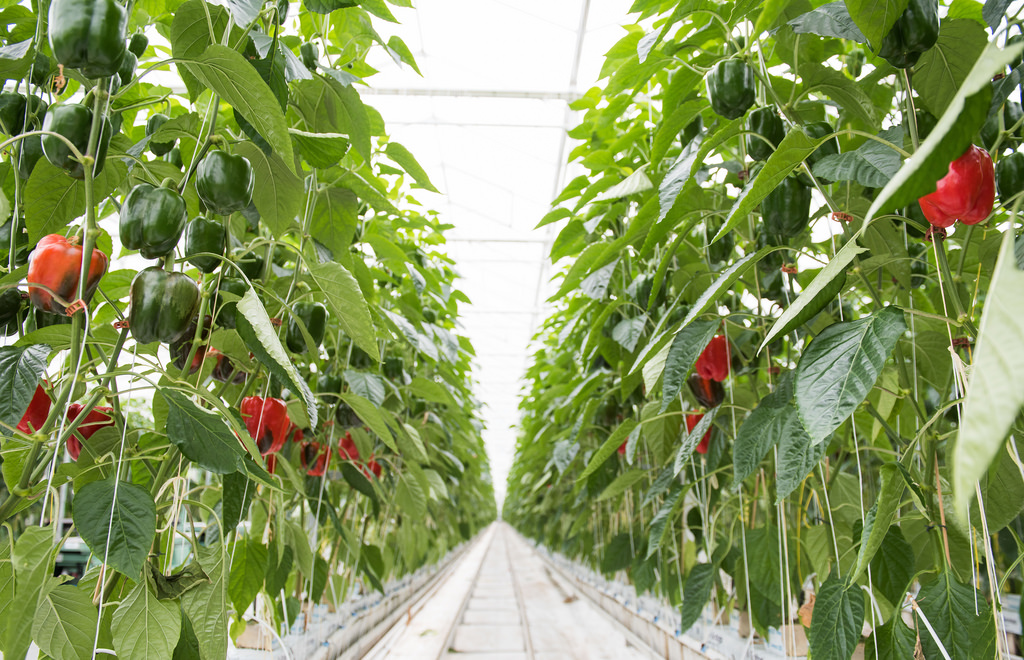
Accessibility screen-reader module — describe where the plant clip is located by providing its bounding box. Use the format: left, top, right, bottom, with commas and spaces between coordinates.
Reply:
65, 299, 86, 316
737, 169, 749, 181
924, 225, 947, 243
780, 264, 798, 274
53, 64, 66, 93
768, 366, 781, 375
831, 211, 854, 223
270, 317, 282, 327
113, 319, 130, 329
951, 337, 971, 349
993, 73, 1006, 82
19, 291, 29, 300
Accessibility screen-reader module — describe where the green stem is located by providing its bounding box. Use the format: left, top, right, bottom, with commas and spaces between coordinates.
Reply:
934, 239, 978, 338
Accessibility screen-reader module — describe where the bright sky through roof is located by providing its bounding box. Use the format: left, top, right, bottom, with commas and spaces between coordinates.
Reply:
363, 1, 634, 507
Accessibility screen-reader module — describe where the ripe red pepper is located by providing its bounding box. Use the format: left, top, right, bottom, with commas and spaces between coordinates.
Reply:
17, 385, 51, 434
66, 403, 114, 460
687, 374, 725, 408
696, 335, 730, 382
617, 441, 627, 456
918, 144, 995, 228
240, 396, 290, 456
28, 234, 108, 314
300, 441, 329, 476
362, 455, 382, 479
687, 413, 712, 455
338, 431, 359, 461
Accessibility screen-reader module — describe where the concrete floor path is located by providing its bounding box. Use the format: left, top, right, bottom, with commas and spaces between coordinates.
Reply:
366, 522, 657, 660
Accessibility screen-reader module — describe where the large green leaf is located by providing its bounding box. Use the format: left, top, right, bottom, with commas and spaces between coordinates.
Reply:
292, 76, 371, 162
234, 142, 302, 237
227, 539, 267, 616
657, 320, 718, 413
955, 232, 1024, 520
917, 571, 995, 660
72, 477, 156, 579
914, 20, 988, 118
308, 187, 358, 260
181, 45, 294, 168
788, 2, 868, 42
597, 469, 647, 502
843, 0, 908, 49
236, 287, 318, 428
577, 419, 638, 483
308, 261, 378, 362
812, 127, 903, 187
809, 571, 865, 660
679, 562, 717, 633
32, 584, 98, 660
24, 159, 125, 243
869, 525, 915, 607
866, 616, 917, 660
733, 373, 796, 485
0, 343, 48, 433
339, 392, 396, 452
795, 306, 907, 445
3, 527, 53, 659
163, 390, 245, 474
111, 581, 181, 660
851, 463, 905, 583
384, 142, 438, 192
645, 486, 684, 559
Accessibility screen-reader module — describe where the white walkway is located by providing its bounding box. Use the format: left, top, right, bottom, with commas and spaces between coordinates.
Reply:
366, 523, 657, 660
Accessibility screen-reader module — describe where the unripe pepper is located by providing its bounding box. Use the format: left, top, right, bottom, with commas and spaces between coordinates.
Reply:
195, 150, 254, 215
17, 385, 51, 434
183, 217, 226, 273
746, 106, 785, 161
128, 33, 148, 58
214, 278, 247, 329
686, 413, 712, 455
300, 42, 318, 70
761, 176, 812, 239
696, 335, 730, 382
917, 144, 994, 227
286, 301, 328, 354
146, 113, 175, 157
997, 152, 1024, 206
805, 122, 839, 167
706, 59, 755, 120
115, 51, 137, 89
28, 234, 108, 314
0, 288, 23, 336
383, 357, 404, 380
48, 0, 127, 79
876, 0, 939, 70
128, 267, 200, 344
17, 133, 44, 180
41, 104, 112, 179
240, 396, 290, 456
119, 183, 188, 259
66, 403, 114, 460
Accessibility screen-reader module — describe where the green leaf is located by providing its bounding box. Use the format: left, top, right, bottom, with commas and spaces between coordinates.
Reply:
809, 571, 865, 660
866, 40, 1021, 221
163, 390, 245, 474
169, 0, 234, 100
3, 527, 53, 660
597, 469, 647, 502
646, 486, 684, 559
0, 40, 33, 80
111, 581, 181, 660
32, 584, 99, 660
851, 463, 906, 584
308, 261, 378, 362
292, 76, 371, 162
716, 130, 818, 241
914, 20, 988, 118
658, 320, 718, 413
0, 540, 11, 643
844, 0, 908, 49
788, 2, 867, 42
917, 571, 995, 659
384, 142, 438, 192
386, 36, 421, 75
869, 525, 915, 607
812, 127, 903, 187
290, 129, 350, 169
674, 407, 719, 475
761, 238, 867, 352
308, 187, 358, 259
227, 539, 267, 615
181, 45, 293, 169
396, 475, 426, 519
577, 419, 638, 483
302, 0, 357, 13
866, 615, 917, 660
0, 343, 48, 432
658, 134, 704, 221
345, 370, 386, 406
233, 142, 302, 238
408, 376, 454, 407
601, 533, 634, 574
148, 561, 209, 601
733, 374, 796, 484
339, 392, 396, 453
799, 62, 879, 129
775, 405, 827, 501
795, 306, 907, 445
72, 477, 156, 579
341, 462, 377, 500
679, 563, 716, 633
221, 471, 252, 533
955, 232, 1024, 520
612, 317, 646, 353
236, 287, 318, 428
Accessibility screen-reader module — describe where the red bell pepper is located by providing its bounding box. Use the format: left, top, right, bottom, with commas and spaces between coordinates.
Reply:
17, 385, 51, 434
300, 441, 329, 476
66, 403, 114, 460
27, 234, 108, 315
918, 144, 995, 228
696, 335, 730, 382
338, 431, 359, 461
240, 396, 290, 456
686, 413, 712, 455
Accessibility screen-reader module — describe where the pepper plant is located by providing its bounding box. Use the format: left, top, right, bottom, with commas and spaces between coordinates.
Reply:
505, 1, 1024, 658
0, 0, 496, 658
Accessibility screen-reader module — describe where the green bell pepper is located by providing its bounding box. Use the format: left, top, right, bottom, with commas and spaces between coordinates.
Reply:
286, 300, 328, 353
706, 59, 755, 120
120, 183, 188, 259
16, 133, 43, 180
746, 106, 784, 161
383, 357, 404, 380
214, 278, 247, 329
996, 151, 1024, 205
234, 250, 264, 280
0, 288, 23, 336
761, 176, 811, 239
804, 122, 839, 167
41, 104, 112, 179
48, 0, 128, 79
300, 42, 318, 70
183, 217, 226, 273
116, 51, 137, 89
128, 267, 200, 345
877, 0, 938, 70
196, 150, 255, 216
146, 113, 175, 157
128, 33, 148, 58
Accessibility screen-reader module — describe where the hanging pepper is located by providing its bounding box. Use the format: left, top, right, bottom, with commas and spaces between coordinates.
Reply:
41, 104, 112, 179
876, 0, 939, 70
996, 151, 1024, 205
0, 288, 23, 336
17, 385, 51, 434
917, 144, 994, 227
696, 335, 730, 382
28, 234, 108, 315
686, 413, 713, 455
286, 301, 328, 354
383, 357, 405, 380
335, 401, 362, 428
128, 267, 200, 344
746, 106, 785, 162
115, 51, 137, 90
183, 217, 226, 273
66, 403, 114, 460
338, 431, 360, 461
687, 374, 725, 408
195, 150, 255, 216
805, 122, 839, 167
980, 101, 1023, 150
214, 278, 247, 329
17, 133, 44, 180
240, 396, 290, 456
119, 183, 188, 259
300, 42, 318, 70
146, 113, 175, 157
362, 456, 382, 479
761, 176, 812, 239
47, 0, 127, 79
128, 33, 148, 57
234, 250, 264, 280
301, 441, 329, 476
706, 59, 755, 120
